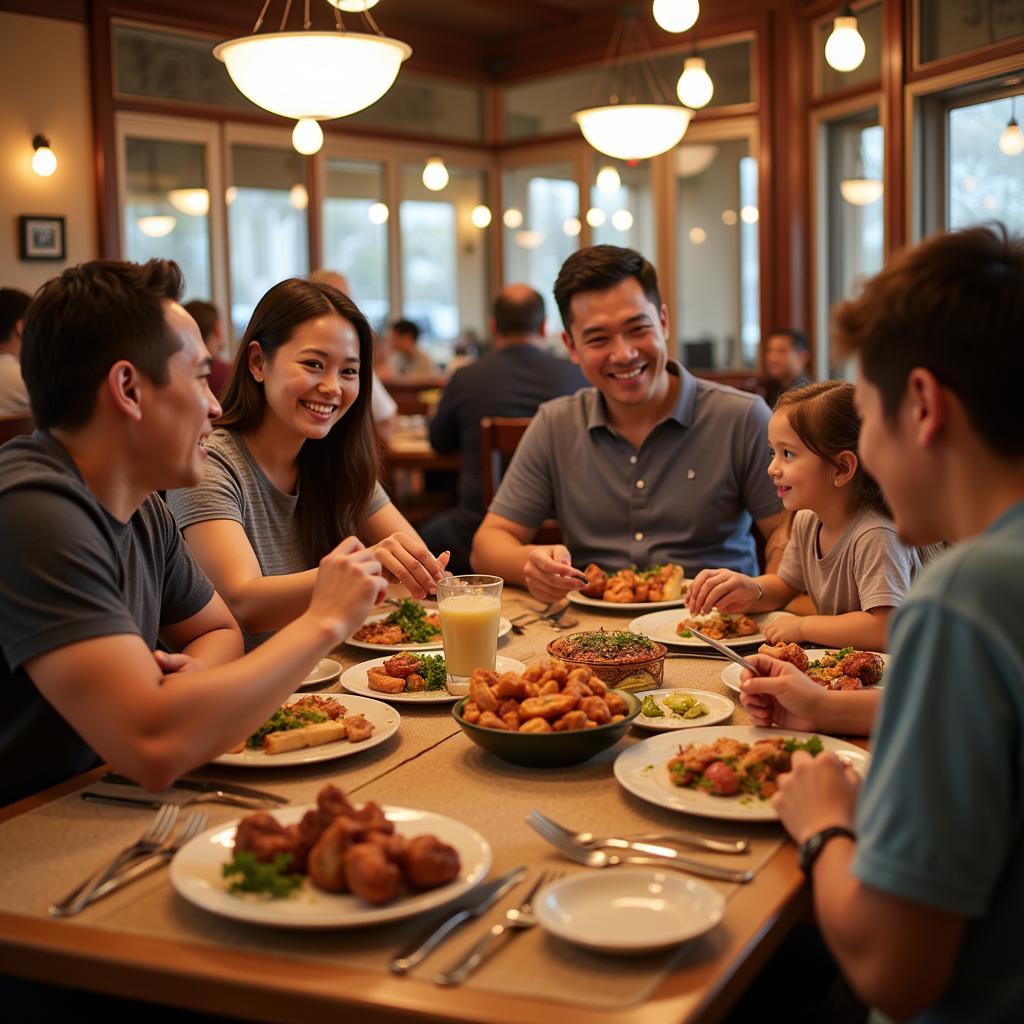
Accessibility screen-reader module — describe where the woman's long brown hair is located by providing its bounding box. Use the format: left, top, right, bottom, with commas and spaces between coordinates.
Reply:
217, 278, 380, 565
776, 380, 888, 516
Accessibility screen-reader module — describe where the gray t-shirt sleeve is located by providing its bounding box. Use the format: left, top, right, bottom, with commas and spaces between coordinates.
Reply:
166, 447, 245, 530
0, 487, 141, 670
777, 512, 809, 592
366, 480, 391, 518
152, 497, 217, 629
487, 411, 556, 529
736, 397, 783, 521
852, 525, 917, 611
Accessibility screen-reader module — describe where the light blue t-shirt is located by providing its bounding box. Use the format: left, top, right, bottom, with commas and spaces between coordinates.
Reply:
853, 500, 1024, 1023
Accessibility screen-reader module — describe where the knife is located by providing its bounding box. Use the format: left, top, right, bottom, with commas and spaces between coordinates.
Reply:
683, 626, 759, 674
389, 865, 527, 975
101, 771, 289, 805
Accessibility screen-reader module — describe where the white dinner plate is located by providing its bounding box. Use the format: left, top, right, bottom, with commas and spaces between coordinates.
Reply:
633, 689, 735, 731
535, 868, 724, 954
214, 693, 399, 768
339, 654, 526, 705
170, 804, 491, 929
568, 590, 688, 613
614, 725, 870, 822
298, 658, 343, 689
346, 603, 513, 653
720, 649, 891, 694
629, 609, 783, 649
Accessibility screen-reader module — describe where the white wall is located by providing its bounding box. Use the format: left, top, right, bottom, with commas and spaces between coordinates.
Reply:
0, 12, 97, 292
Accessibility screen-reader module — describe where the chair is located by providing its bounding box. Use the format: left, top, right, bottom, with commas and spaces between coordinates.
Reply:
0, 414, 34, 445
479, 417, 562, 545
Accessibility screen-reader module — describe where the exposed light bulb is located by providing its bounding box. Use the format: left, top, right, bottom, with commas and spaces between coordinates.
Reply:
292, 118, 324, 156
586, 208, 606, 227
611, 209, 634, 231
137, 215, 177, 238
825, 13, 866, 73
596, 165, 621, 194
368, 202, 389, 224
289, 183, 309, 210
31, 136, 57, 177
470, 204, 492, 228
689, 226, 707, 244
740, 205, 759, 224
422, 156, 449, 191
503, 207, 524, 229
225, 185, 238, 205
676, 56, 714, 110
652, 0, 700, 34
999, 117, 1024, 156
721, 209, 738, 225
563, 217, 582, 237
167, 188, 210, 217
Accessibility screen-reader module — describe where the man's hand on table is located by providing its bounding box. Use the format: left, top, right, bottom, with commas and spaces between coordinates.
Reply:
523, 545, 587, 602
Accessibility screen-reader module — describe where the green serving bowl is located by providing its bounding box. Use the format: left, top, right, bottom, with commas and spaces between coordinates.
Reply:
452, 690, 641, 768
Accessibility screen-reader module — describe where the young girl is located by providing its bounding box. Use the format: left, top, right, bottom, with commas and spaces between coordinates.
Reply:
686, 380, 919, 652
168, 278, 448, 649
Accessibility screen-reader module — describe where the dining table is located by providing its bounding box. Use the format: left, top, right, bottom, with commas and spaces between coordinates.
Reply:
0, 588, 857, 1024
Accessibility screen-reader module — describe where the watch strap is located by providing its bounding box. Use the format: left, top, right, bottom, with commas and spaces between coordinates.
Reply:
798, 825, 855, 877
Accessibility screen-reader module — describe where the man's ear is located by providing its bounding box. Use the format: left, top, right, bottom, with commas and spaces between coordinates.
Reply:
659, 302, 670, 340
107, 360, 144, 422
907, 367, 946, 447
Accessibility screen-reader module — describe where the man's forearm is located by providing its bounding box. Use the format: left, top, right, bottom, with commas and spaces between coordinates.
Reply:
180, 625, 243, 667
471, 526, 529, 586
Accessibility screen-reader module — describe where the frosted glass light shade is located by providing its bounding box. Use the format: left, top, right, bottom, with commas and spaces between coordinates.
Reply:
652, 0, 699, 34
168, 188, 210, 216
824, 16, 865, 73
31, 145, 57, 177
213, 32, 411, 120
839, 178, 883, 206
422, 157, 449, 191
596, 165, 621, 194
327, 1, 380, 10
573, 104, 691, 160
137, 215, 177, 238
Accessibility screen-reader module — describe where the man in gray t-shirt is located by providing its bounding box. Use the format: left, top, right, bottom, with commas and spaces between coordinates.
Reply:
472, 246, 786, 602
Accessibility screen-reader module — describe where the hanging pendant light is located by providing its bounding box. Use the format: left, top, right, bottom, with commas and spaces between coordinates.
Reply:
215, 1, 410, 144
824, 4, 866, 73
167, 188, 210, 216
840, 134, 883, 206
676, 55, 714, 109
652, 0, 699, 34
999, 97, 1024, 156
596, 164, 622, 194
572, 11, 691, 161
292, 118, 324, 155
422, 156, 449, 191
137, 215, 177, 238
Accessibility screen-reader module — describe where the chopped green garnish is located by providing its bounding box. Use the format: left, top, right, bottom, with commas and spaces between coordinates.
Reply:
223, 852, 302, 898
571, 630, 655, 654
677, 628, 692, 638
641, 764, 655, 776
385, 599, 442, 643
246, 705, 327, 748
411, 653, 447, 691
641, 695, 665, 718
782, 735, 825, 756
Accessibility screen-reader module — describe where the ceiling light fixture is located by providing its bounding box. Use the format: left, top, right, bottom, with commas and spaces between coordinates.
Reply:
740, 205, 759, 224
422, 156, 449, 191
167, 188, 210, 216
289, 183, 309, 210
596, 164, 622, 194
676, 55, 714, 109
137, 215, 177, 238
368, 201, 389, 224
292, 117, 324, 155
503, 207, 524, 229
652, 0, 699, 34
612, 209, 634, 231
31, 135, 57, 177
330, 0, 379, 10
586, 208, 607, 227
470, 204, 492, 228
688, 226, 706, 244
721, 208, 737, 225
824, 4, 866, 73
999, 96, 1024, 156
840, 134, 883, 206
214, 1, 410, 148
572, 9, 691, 161
563, 216, 582, 237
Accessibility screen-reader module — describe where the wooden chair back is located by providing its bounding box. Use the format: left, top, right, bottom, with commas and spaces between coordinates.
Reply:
0, 414, 34, 446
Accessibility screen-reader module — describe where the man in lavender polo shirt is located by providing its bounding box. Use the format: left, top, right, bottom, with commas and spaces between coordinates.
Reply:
471, 245, 786, 603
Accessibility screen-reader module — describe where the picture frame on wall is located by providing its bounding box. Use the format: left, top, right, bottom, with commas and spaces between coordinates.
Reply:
18, 215, 65, 261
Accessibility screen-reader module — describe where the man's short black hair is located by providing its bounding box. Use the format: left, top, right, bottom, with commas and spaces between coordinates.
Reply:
0, 288, 31, 343
553, 245, 662, 333
183, 299, 220, 344
21, 259, 184, 431
493, 287, 545, 336
768, 327, 810, 354
391, 318, 420, 341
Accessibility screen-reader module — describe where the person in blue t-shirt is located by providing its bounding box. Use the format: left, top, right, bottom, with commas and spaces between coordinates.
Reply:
737, 225, 1024, 1022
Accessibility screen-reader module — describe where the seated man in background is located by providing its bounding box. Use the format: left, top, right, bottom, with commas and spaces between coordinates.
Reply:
384, 318, 437, 380
742, 225, 1024, 1021
761, 327, 812, 407
419, 284, 586, 574
0, 287, 32, 417
0, 259, 387, 806
183, 299, 230, 398
472, 245, 786, 602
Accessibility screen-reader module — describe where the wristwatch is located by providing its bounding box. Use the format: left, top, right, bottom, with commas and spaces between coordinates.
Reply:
796, 826, 855, 877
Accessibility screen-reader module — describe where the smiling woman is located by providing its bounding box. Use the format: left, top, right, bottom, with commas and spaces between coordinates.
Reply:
167, 278, 449, 648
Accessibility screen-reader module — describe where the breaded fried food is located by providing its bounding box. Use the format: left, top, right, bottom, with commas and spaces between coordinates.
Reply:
383, 653, 421, 677
343, 714, 375, 743
400, 835, 461, 890
307, 817, 352, 893
367, 668, 407, 694
839, 650, 885, 686
758, 642, 810, 671
345, 842, 401, 904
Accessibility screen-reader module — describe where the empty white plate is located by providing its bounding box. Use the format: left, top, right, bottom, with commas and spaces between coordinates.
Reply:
535, 868, 725, 954
299, 658, 343, 689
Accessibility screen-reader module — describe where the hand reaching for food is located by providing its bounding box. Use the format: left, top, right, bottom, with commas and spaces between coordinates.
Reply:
310, 537, 389, 642
687, 568, 759, 615
739, 654, 826, 731
762, 612, 804, 644
372, 533, 451, 600
772, 749, 860, 844
523, 544, 587, 603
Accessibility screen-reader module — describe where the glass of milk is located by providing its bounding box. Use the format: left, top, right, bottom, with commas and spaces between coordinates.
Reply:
436, 575, 503, 696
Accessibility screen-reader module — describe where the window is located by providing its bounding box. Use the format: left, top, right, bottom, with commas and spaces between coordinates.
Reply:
502, 161, 579, 334
228, 144, 309, 336
588, 160, 654, 259
674, 138, 760, 369
918, 0, 1024, 65
323, 159, 390, 330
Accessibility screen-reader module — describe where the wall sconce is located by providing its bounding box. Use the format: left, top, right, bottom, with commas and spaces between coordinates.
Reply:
31, 135, 57, 177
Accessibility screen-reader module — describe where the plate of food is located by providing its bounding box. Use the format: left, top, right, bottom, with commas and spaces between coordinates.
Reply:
347, 599, 513, 652
298, 658, 343, 689
614, 726, 869, 821
340, 653, 527, 704
629, 609, 782, 649
170, 784, 491, 928
214, 693, 399, 767
568, 563, 688, 611
634, 689, 735, 731
720, 645, 889, 694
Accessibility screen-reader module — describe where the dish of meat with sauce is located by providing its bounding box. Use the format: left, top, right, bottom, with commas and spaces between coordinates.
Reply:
719, 647, 890, 694
614, 726, 869, 821
340, 654, 526, 704
170, 784, 491, 928
569, 564, 688, 611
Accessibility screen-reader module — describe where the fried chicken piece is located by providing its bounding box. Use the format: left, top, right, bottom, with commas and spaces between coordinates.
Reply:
831, 675, 863, 691
400, 835, 461, 891
520, 716, 552, 733
366, 830, 408, 863
469, 670, 499, 712
344, 714, 375, 743
478, 710, 509, 730
367, 669, 407, 694
233, 812, 298, 865
580, 695, 611, 725
306, 817, 352, 892
383, 653, 421, 678
839, 650, 885, 686
552, 709, 589, 731
352, 622, 406, 645
285, 808, 328, 873
351, 800, 394, 835
317, 783, 358, 822
495, 672, 527, 700
345, 842, 401, 904
758, 642, 810, 671
579, 563, 607, 598
603, 691, 629, 716
404, 673, 427, 692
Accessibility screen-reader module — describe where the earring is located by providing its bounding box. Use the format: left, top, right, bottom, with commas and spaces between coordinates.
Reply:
834, 480, 841, 487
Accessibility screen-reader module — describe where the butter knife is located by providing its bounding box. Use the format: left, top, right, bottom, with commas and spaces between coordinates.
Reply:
101, 771, 289, 805
390, 865, 527, 975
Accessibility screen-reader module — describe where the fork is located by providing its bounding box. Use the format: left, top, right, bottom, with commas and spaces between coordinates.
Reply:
81, 790, 279, 811
526, 809, 748, 856
434, 870, 559, 985
59, 811, 209, 911
50, 803, 180, 917
528, 815, 754, 884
